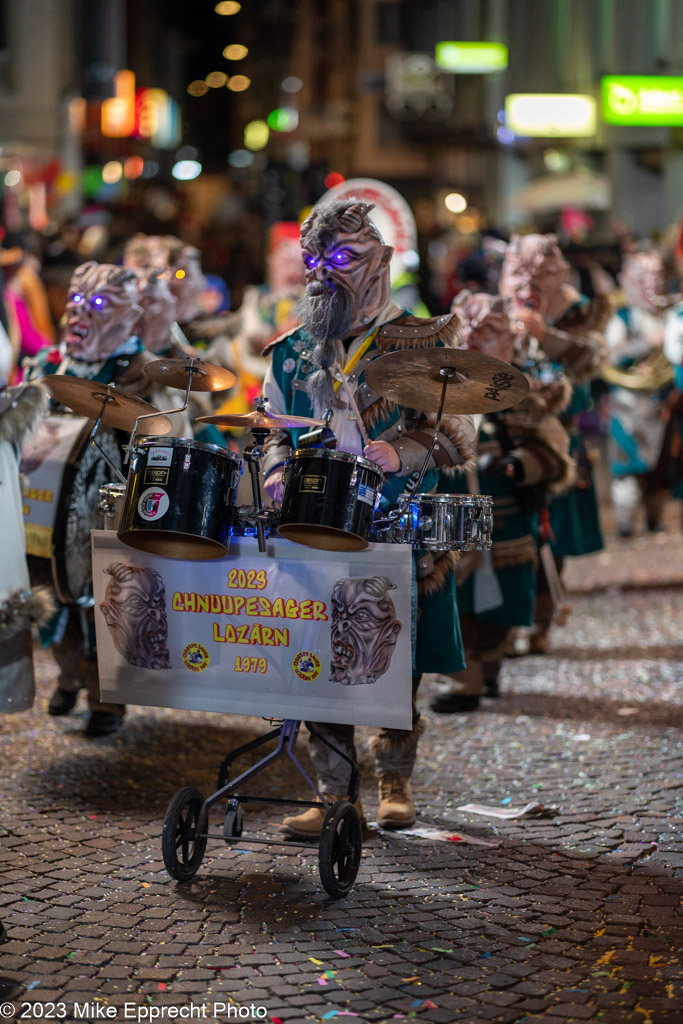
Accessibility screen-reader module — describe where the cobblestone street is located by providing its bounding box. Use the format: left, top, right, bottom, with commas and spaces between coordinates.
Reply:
1, 513, 682, 1024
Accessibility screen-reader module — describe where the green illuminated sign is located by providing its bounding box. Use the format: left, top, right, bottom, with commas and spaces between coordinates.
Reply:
602, 75, 683, 125
435, 41, 508, 73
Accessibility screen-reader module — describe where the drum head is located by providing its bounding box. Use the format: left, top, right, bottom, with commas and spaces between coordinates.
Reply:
277, 523, 369, 552
116, 528, 228, 561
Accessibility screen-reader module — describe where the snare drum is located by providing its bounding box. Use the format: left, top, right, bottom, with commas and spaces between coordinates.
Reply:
277, 448, 384, 551
117, 437, 242, 560
98, 482, 127, 531
372, 493, 493, 551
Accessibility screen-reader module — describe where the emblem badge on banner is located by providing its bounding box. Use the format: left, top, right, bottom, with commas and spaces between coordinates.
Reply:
92, 533, 413, 729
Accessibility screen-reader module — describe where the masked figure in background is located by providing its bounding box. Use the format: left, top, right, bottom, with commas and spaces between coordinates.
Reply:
24, 262, 149, 736
261, 199, 476, 832
604, 249, 674, 536
663, 291, 683, 524
499, 234, 610, 654
431, 292, 576, 712
206, 223, 305, 431
136, 269, 193, 437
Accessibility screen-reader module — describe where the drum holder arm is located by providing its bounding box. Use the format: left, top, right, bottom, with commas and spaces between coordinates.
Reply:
243, 425, 270, 553
123, 359, 198, 465
381, 365, 459, 524
89, 391, 126, 484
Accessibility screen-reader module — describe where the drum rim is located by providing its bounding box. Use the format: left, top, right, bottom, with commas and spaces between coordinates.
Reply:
133, 436, 242, 462
399, 492, 493, 505
288, 447, 384, 479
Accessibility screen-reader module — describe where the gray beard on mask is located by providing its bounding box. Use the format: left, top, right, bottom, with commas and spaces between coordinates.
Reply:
296, 283, 355, 416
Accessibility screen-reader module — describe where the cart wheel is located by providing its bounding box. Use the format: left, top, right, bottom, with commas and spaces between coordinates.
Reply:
319, 801, 362, 899
162, 787, 208, 882
223, 799, 244, 841
216, 757, 231, 792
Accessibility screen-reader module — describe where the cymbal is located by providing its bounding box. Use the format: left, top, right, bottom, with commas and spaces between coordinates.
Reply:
364, 348, 529, 414
144, 357, 236, 392
195, 410, 325, 430
41, 376, 172, 435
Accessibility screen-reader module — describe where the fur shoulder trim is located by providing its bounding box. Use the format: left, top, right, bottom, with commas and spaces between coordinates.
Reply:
556, 293, 613, 334
377, 312, 463, 351
0, 382, 49, 446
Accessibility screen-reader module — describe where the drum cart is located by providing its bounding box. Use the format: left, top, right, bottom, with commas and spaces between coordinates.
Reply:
161, 718, 363, 899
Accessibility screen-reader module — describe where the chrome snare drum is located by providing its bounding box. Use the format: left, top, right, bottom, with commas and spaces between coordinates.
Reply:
98, 482, 127, 531
117, 437, 242, 560
372, 493, 493, 551
277, 448, 384, 551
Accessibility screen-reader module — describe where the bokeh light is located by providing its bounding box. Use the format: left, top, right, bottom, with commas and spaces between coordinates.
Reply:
244, 120, 269, 150
205, 71, 228, 88
282, 77, 303, 93
215, 1, 241, 14
228, 149, 254, 168
4, 169, 22, 187
267, 107, 299, 132
188, 80, 209, 97
227, 75, 251, 92
444, 192, 467, 214
123, 156, 144, 180
324, 172, 345, 189
223, 44, 248, 60
172, 160, 202, 180
102, 161, 123, 184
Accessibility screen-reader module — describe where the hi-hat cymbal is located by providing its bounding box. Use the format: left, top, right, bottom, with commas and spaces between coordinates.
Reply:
196, 410, 325, 430
364, 348, 529, 414
41, 376, 172, 435
144, 357, 236, 392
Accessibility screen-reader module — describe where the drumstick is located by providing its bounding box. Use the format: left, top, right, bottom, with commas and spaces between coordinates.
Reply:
332, 368, 371, 447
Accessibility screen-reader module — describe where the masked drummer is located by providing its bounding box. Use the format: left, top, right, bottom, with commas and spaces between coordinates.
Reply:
260, 198, 476, 833
24, 261, 151, 736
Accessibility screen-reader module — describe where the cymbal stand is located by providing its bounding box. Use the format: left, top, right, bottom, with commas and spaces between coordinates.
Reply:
239, 396, 269, 553
124, 357, 198, 463
88, 386, 127, 484
378, 365, 459, 527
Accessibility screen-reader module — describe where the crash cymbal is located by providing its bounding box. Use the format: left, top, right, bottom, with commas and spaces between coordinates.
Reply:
364, 348, 529, 414
196, 410, 325, 430
143, 357, 236, 392
41, 376, 172, 435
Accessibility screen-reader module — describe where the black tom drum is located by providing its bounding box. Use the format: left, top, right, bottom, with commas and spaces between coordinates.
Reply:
277, 448, 384, 551
117, 437, 242, 560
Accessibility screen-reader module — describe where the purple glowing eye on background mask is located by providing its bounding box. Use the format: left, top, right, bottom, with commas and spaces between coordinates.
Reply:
71, 293, 84, 305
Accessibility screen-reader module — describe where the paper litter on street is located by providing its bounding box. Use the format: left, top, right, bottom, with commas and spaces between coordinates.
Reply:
456, 801, 559, 820
370, 823, 502, 846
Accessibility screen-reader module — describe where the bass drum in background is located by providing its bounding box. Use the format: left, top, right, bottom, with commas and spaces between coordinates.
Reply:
22, 414, 123, 606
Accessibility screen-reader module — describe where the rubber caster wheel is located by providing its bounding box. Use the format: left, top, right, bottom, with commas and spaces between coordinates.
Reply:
318, 800, 362, 899
162, 786, 208, 882
217, 757, 231, 792
223, 799, 244, 841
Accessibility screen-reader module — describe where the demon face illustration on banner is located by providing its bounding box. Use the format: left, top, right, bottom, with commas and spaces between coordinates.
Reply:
329, 575, 402, 686
99, 562, 171, 669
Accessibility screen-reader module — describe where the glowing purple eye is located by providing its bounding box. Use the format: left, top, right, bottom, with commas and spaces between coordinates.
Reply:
303, 254, 319, 270
71, 293, 84, 305
330, 249, 351, 266
91, 294, 108, 308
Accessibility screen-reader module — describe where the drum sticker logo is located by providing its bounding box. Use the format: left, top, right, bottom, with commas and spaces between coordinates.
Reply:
299, 474, 325, 493
99, 563, 171, 669
147, 447, 173, 466
293, 651, 321, 682
138, 487, 169, 521
182, 642, 210, 673
357, 483, 375, 505
330, 576, 402, 686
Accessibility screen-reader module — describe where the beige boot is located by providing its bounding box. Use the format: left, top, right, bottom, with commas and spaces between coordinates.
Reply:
280, 794, 365, 838
377, 774, 416, 829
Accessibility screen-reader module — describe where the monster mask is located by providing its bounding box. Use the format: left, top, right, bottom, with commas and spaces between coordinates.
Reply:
137, 270, 178, 353
330, 575, 402, 686
499, 234, 569, 321
452, 290, 515, 363
161, 238, 206, 323
100, 562, 171, 669
620, 250, 666, 313
63, 262, 142, 361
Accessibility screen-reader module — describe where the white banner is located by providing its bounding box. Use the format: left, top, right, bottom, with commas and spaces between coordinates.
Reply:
20, 414, 86, 558
91, 532, 413, 729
